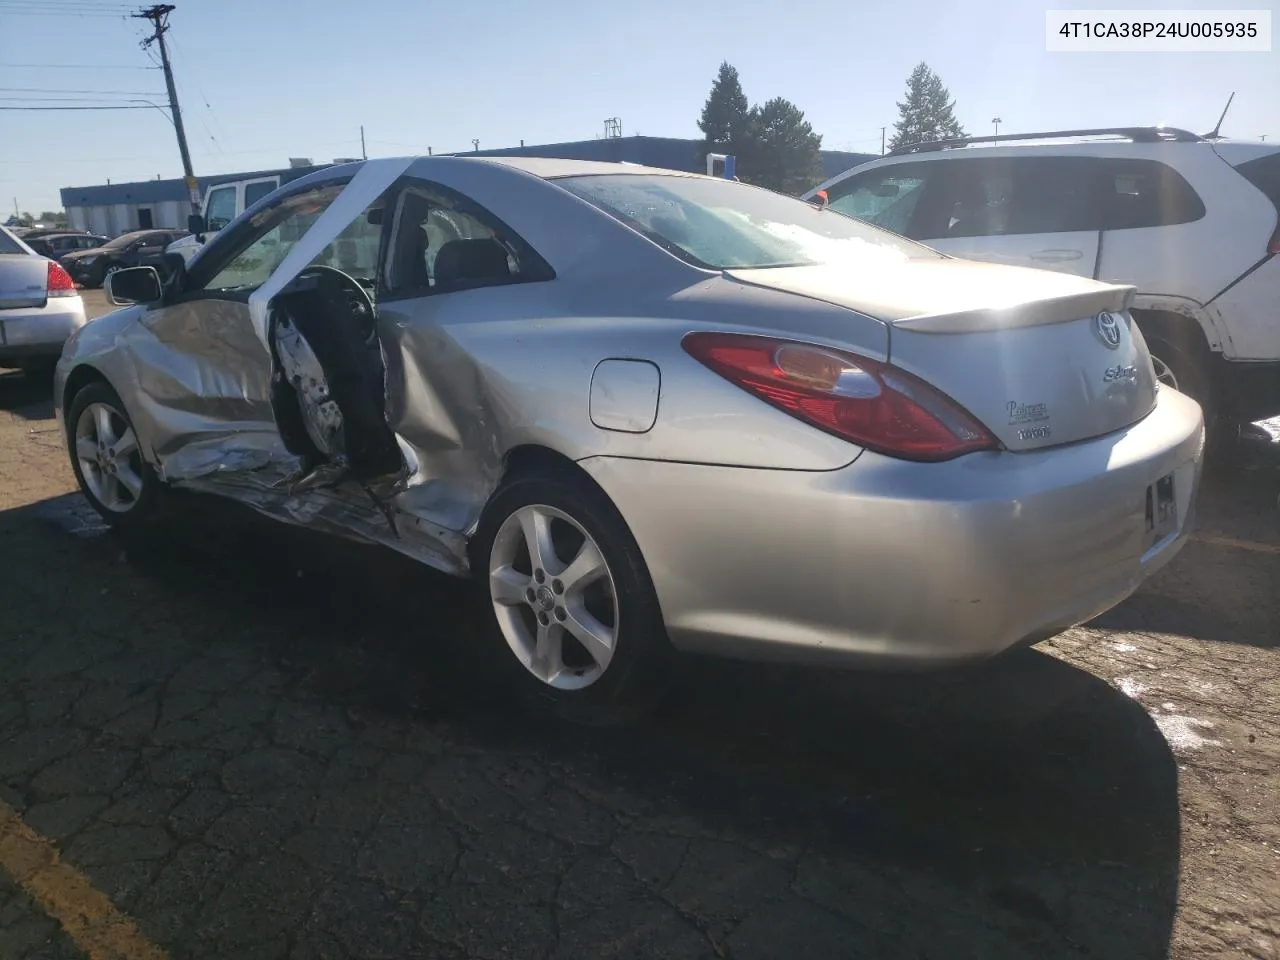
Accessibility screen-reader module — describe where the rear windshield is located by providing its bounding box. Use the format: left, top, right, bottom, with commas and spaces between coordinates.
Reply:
0, 230, 25, 255
555, 174, 938, 270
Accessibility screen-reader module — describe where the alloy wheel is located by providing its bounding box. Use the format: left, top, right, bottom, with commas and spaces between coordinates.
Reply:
1150, 354, 1179, 391
74, 402, 144, 513
488, 504, 619, 690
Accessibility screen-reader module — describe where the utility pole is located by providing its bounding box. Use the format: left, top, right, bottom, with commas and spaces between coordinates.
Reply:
880, 126, 886, 155
134, 4, 199, 221
360, 125, 367, 160
992, 117, 1001, 137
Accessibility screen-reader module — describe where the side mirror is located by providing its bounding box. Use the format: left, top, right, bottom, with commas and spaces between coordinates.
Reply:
107, 266, 163, 305
187, 213, 207, 236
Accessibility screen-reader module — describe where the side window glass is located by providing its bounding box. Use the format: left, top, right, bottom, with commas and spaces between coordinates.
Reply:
826, 167, 928, 237
305, 202, 384, 280
244, 180, 277, 209
203, 185, 344, 294
1007, 158, 1101, 234
942, 163, 1014, 238
205, 186, 237, 231
1102, 159, 1206, 230
385, 182, 552, 297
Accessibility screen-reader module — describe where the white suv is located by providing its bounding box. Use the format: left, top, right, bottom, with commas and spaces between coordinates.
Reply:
806, 127, 1280, 431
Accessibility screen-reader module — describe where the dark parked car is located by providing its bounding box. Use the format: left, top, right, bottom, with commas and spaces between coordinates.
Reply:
24, 232, 109, 259
60, 229, 190, 288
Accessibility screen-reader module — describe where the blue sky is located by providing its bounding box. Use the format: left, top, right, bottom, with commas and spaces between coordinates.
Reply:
2, 0, 1277, 212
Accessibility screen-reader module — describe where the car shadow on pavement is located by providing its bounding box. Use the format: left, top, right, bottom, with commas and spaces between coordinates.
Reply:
0, 491, 1181, 959
0, 369, 55, 420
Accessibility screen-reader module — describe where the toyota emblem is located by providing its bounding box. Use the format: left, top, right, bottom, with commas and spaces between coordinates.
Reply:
1094, 312, 1122, 349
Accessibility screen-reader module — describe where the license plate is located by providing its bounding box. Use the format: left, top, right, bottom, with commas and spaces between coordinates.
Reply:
1145, 473, 1177, 546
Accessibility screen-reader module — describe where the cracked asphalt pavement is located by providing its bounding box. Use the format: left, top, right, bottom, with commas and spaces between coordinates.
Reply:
1, 300, 1278, 959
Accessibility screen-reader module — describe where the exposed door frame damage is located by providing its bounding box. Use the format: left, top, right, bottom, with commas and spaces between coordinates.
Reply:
175, 156, 478, 576
247, 157, 414, 350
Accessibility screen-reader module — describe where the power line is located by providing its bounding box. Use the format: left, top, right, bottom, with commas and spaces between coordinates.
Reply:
0, 2, 135, 11
0, 104, 157, 110
0, 96, 162, 102
0, 86, 165, 95
0, 10, 135, 18
0, 62, 157, 70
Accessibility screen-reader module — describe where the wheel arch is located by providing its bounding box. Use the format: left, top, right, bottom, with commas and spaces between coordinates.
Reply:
61, 363, 111, 420
467, 442, 638, 563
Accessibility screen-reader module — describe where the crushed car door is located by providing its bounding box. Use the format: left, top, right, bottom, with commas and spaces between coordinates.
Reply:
240, 159, 415, 492
118, 179, 354, 481
119, 159, 411, 484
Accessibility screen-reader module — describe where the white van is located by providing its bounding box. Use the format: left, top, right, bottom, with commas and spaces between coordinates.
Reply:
165, 175, 285, 263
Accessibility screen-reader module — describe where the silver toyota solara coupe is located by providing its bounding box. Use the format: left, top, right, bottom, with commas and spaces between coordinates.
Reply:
55, 156, 1204, 721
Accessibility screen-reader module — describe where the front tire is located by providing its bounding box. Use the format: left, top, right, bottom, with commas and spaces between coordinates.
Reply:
470, 465, 673, 724
66, 381, 164, 530
98, 263, 121, 290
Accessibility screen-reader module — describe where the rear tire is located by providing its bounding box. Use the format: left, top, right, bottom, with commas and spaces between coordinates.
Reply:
469, 464, 674, 725
65, 381, 166, 531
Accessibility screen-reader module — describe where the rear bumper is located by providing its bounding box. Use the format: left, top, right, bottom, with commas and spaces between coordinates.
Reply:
1214, 356, 1280, 422
0, 297, 87, 363
580, 387, 1205, 668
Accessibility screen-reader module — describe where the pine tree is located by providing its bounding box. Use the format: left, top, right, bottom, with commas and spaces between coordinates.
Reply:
696, 61, 751, 166
743, 98, 824, 195
888, 62, 966, 152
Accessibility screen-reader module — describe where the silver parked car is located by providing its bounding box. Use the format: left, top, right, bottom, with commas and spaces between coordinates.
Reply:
54, 157, 1205, 721
0, 224, 87, 376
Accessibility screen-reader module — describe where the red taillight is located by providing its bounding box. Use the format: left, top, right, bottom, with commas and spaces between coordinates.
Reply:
682, 332, 998, 462
46, 260, 77, 297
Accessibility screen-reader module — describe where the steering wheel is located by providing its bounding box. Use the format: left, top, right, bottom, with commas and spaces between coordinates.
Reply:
295, 264, 376, 333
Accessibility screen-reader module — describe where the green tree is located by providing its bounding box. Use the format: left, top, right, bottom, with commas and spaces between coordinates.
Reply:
696, 61, 751, 167
742, 97, 824, 195
888, 62, 965, 151
39, 210, 67, 228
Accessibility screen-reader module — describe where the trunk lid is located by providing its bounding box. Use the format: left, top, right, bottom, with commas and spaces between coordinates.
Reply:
0, 255, 49, 310
727, 259, 1158, 451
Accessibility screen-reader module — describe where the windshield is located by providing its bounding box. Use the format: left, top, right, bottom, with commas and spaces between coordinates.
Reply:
100, 233, 142, 250
556, 174, 938, 270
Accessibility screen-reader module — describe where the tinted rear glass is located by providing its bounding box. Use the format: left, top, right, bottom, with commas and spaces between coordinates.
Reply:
557, 174, 937, 270
1235, 151, 1280, 209
1101, 158, 1205, 229
0, 231, 25, 255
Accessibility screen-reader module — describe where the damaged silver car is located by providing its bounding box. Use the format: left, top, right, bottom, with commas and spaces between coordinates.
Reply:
55, 156, 1205, 721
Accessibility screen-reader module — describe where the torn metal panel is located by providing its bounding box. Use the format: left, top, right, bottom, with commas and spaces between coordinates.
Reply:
172, 461, 469, 576
117, 296, 283, 477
